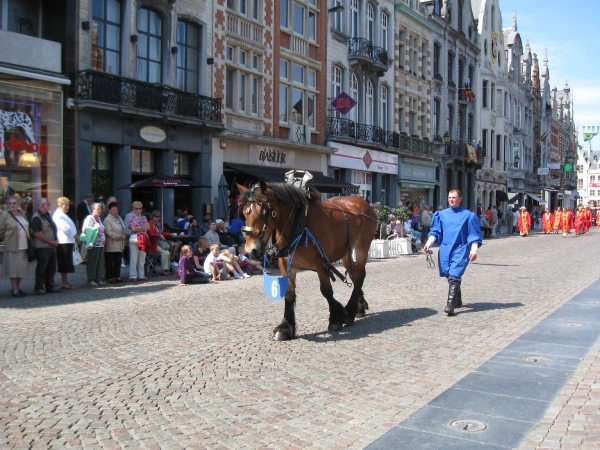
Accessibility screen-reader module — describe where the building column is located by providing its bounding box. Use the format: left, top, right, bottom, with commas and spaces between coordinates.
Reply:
157, 149, 175, 226
76, 140, 93, 204
191, 151, 212, 224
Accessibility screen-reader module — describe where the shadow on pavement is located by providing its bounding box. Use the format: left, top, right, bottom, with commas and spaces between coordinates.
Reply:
472, 263, 521, 267
0, 283, 173, 309
302, 307, 437, 342
456, 301, 524, 315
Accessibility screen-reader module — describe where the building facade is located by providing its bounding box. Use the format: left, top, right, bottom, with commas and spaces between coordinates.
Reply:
0, 0, 70, 213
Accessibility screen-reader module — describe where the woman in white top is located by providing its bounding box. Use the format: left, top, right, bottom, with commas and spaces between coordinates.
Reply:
82, 203, 106, 286
53, 197, 80, 290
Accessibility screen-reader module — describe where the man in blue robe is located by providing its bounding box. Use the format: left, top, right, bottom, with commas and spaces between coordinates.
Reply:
423, 189, 482, 316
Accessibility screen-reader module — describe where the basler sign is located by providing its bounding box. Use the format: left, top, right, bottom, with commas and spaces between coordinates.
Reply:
249, 145, 295, 167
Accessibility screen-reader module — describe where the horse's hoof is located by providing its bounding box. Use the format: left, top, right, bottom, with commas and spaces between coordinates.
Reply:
355, 310, 365, 318
273, 330, 292, 341
328, 322, 343, 332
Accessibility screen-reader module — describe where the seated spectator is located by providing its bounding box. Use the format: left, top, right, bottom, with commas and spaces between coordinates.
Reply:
217, 249, 247, 279
193, 236, 210, 271
148, 210, 174, 276
479, 214, 492, 238
204, 221, 230, 252
228, 213, 245, 245
215, 219, 238, 254
174, 212, 190, 230
204, 244, 228, 282
178, 245, 210, 285
187, 217, 208, 245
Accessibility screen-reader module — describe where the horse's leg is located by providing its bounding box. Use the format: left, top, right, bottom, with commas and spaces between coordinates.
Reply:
344, 242, 370, 323
315, 266, 347, 331
272, 263, 298, 341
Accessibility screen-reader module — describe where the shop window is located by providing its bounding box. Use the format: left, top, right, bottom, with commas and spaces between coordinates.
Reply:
176, 21, 201, 94
174, 152, 190, 176
131, 149, 155, 173
92, 145, 112, 200
92, 0, 121, 75
136, 8, 162, 83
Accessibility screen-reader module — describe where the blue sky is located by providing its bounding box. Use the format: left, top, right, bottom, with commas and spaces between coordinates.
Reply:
499, 0, 600, 146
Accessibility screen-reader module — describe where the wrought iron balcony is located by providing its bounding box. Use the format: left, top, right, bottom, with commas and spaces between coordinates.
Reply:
442, 139, 484, 164
348, 38, 389, 71
77, 70, 221, 123
326, 117, 432, 154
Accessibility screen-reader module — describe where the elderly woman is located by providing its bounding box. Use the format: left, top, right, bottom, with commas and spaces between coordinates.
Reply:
0, 196, 30, 297
82, 203, 106, 286
127, 201, 149, 282
103, 202, 127, 283
53, 197, 80, 290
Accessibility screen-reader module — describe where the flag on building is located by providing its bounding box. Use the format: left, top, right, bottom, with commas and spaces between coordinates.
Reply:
583, 126, 599, 142
463, 83, 473, 102
536, 130, 550, 143
466, 143, 479, 164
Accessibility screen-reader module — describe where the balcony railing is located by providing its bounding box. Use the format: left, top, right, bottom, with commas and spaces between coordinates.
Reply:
326, 117, 432, 154
442, 140, 484, 163
348, 38, 389, 68
77, 70, 221, 123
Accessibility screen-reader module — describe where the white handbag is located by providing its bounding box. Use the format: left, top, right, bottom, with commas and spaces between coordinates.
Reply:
72, 246, 83, 265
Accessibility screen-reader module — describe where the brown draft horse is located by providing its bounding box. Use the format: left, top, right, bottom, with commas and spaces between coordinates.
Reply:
238, 181, 377, 340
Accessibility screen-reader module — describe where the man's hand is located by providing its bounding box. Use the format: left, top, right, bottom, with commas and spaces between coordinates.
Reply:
469, 253, 477, 262
423, 243, 430, 253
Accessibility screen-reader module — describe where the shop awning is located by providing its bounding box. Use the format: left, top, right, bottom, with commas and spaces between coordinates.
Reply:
526, 193, 546, 204
496, 190, 509, 202
224, 163, 359, 194
508, 193, 519, 203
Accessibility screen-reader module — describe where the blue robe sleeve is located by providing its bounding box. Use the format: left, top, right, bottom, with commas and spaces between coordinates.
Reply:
467, 212, 483, 248
428, 212, 442, 244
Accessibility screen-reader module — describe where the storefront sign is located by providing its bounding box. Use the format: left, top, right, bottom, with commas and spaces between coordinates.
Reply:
547, 162, 562, 170
537, 168, 550, 175
139, 126, 166, 143
249, 145, 295, 167
3, 137, 48, 155
329, 142, 398, 175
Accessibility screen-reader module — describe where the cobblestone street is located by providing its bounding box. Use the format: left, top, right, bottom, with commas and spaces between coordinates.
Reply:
1, 230, 599, 449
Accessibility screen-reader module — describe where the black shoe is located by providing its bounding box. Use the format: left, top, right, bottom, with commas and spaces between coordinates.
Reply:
35, 289, 46, 295
11, 291, 24, 298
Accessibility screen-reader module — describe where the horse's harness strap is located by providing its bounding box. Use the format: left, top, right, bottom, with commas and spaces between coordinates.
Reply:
241, 190, 276, 238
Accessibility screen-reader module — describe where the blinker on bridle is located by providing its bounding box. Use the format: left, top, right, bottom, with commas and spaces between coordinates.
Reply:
241, 184, 277, 240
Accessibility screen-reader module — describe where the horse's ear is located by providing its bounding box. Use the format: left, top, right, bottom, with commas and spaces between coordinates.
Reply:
259, 180, 267, 194
236, 183, 247, 193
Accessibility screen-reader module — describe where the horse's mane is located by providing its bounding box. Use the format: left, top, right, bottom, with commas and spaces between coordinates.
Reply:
240, 182, 311, 209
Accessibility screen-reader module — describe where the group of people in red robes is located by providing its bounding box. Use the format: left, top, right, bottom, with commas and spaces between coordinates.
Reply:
539, 206, 597, 237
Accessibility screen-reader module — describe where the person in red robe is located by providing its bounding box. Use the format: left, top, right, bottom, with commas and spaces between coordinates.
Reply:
541, 208, 553, 234
551, 207, 562, 234
584, 207, 592, 233
518, 206, 532, 237
574, 206, 586, 236
561, 207, 574, 237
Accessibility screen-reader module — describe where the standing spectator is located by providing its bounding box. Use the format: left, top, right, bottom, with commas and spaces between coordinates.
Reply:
103, 202, 127, 283
423, 189, 482, 316
420, 206, 433, 241
82, 203, 106, 285
53, 197, 80, 290
505, 208, 515, 234
76, 193, 95, 230
490, 206, 498, 238
127, 201, 150, 282
495, 206, 503, 235
511, 207, 519, 234
31, 198, 61, 295
0, 196, 31, 297
101, 196, 117, 221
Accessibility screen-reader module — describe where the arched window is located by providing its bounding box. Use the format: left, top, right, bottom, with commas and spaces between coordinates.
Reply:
366, 80, 374, 125
92, 0, 121, 75
457, 0, 463, 32
380, 13, 388, 51
136, 8, 162, 83
176, 21, 201, 93
350, 73, 359, 122
380, 86, 388, 130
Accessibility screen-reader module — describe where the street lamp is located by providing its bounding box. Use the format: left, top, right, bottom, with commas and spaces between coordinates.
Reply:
514, 153, 520, 168
328, 2, 344, 13
443, 131, 451, 144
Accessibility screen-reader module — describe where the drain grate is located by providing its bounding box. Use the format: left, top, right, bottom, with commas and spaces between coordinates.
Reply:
523, 356, 551, 363
563, 322, 583, 327
449, 419, 487, 432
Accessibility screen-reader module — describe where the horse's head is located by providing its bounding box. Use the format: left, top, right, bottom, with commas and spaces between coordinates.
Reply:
238, 180, 277, 259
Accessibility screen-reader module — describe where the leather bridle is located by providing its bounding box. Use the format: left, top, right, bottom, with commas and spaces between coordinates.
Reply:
241, 184, 277, 245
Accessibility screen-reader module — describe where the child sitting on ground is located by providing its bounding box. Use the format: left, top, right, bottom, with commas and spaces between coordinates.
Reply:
178, 245, 210, 286
237, 245, 271, 275
203, 244, 226, 282
218, 249, 248, 279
